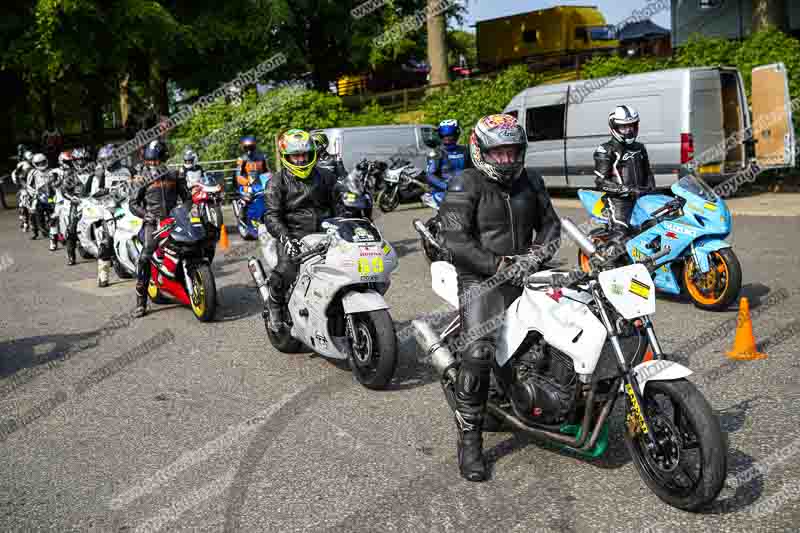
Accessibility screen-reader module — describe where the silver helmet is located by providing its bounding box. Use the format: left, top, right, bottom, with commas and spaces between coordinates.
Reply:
183, 149, 198, 170
608, 105, 640, 145
32, 153, 48, 171
469, 114, 527, 185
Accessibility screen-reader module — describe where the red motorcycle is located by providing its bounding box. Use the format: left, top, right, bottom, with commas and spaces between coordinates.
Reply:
145, 179, 223, 321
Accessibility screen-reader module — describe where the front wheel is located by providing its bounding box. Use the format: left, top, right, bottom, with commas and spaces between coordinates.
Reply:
682, 248, 741, 311
189, 263, 217, 322
624, 378, 726, 512
348, 310, 398, 390
376, 187, 400, 213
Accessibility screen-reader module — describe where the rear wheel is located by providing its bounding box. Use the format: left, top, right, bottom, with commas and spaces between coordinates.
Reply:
189, 263, 217, 322
348, 310, 398, 390
113, 258, 133, 279
682, 248, 741, 311
265, 311, 304, 353
624, 379, 726, 511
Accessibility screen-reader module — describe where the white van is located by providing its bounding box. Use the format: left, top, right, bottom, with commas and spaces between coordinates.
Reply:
314, 125, 437, 172
503, 64, 795, 188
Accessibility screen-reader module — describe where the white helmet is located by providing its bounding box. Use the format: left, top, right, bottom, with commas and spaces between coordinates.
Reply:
608, 105, 640, 145
23, 150, 34, 163
183, 149, 198, 170
32, 153, 48, 171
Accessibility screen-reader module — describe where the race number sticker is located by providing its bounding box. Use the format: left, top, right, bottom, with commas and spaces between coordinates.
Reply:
357, 257, 384, 275
629, 278, 651, 299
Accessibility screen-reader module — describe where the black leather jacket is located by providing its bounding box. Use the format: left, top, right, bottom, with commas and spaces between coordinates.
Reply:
593, 138, 655, 194
52, 169, 84, 202
316, 153, 347, 179
130, 165, 189, 221
264, 167, 338, 242
439, 168, 562, 277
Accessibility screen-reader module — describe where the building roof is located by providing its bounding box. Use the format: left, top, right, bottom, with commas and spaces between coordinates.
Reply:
617, 19, 670, 42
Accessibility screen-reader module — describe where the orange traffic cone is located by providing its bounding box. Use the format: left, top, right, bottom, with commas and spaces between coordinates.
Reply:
219, 224, 230, 250
726, 298, 767, 361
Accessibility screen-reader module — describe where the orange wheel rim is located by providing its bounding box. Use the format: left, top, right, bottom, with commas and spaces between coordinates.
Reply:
579, 251, 592, 273
684, 251, 729, 305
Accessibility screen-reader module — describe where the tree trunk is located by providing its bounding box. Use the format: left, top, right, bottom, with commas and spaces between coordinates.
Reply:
752, 0, 787, 32
426, 0, 449, 86
41, 83, 55, 131
119, 73, 130, 128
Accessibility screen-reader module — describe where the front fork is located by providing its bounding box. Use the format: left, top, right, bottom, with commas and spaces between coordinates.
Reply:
593, 286, 659, 449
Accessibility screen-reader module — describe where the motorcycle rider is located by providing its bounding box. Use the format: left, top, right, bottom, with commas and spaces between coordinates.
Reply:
236, 135, 269, 224
263, 129, 338, 332
311, 131, 347, 179
426, 119, 472, 194
180, 149, 205, 189
129, 140, 190, 317
437, 114, 561, 482
12, 146, 34, 231
593, 105, 655, 235
51, 151, 86, 265
27, 153, 53, 243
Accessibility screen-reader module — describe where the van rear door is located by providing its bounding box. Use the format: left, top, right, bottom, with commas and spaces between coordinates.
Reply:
751, 63, 796, 169
690, 70, 726, 175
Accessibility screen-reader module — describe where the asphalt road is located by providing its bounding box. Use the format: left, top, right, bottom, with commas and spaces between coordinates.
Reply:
1, 202, 799, 533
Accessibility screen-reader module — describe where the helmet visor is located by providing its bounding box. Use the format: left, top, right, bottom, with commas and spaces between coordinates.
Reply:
485, 145, 523, 165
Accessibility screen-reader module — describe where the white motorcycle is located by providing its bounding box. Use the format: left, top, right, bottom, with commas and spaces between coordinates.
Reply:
248, 218, 400, 390
111, 198, 142, 279
413, 218, 726, 511
76, 190, 119, 259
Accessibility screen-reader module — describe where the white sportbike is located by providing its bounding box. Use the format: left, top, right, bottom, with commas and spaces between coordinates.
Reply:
249, 218, 400, 390
414, 218, 726, 511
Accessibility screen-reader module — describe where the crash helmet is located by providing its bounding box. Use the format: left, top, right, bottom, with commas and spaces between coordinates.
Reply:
469, 114, 527, 186
608, 105, 640, 145
278, 129, 317, 179
32, 153, 48, 171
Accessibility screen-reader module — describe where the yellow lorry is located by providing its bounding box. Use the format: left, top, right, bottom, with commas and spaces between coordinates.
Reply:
476, 6, 619, 69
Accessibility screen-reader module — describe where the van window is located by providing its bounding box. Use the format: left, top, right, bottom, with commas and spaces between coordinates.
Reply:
526, 105, 566, 141
522, 30, 538, 44
575, 27, 588, 42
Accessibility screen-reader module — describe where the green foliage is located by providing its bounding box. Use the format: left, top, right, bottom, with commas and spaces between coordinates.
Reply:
448, 30, 477, 66
341, 101, 397, 127
420, 65, 542, 142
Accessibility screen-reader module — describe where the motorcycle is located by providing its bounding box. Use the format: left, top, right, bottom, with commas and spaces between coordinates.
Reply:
248, 217, 400, 389
413, 218, 726, 511
110, 197, 142, 279
139, 180, 224, 322
335, 167, 373, 220
76, 190, 119, 260
232, 172, 269, 240
577, 174, 742, 311
374, 162, 428, 213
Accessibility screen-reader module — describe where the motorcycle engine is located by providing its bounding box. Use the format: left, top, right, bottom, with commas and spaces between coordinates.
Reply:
510, 339, 577, 425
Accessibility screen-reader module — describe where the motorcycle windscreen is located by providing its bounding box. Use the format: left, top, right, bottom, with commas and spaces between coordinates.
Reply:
751, 63, 796, 169
329, 219, 381, 243
169, 205, 207, 243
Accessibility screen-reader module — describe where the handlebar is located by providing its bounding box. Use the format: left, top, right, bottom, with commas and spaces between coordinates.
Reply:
289, 241, 329, 264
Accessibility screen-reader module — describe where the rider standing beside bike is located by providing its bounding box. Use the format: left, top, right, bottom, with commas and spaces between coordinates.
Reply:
129, 140, 190, 317
12, 146, 34, 232
594, 105, 655, 234
27, 153, 53, 243
51, 151, 82, 262
263, 129, 338, 332
180, 149, 205, 188
437, 114, 561, 482
236, 135, 269, 221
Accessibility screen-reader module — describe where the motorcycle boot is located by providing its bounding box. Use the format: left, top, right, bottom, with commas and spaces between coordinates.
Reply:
133, 263, 149, 318
266, 286, 286, 333
97, 259, 112, 287
66, 243, 76, 265
454, 342, 493, 482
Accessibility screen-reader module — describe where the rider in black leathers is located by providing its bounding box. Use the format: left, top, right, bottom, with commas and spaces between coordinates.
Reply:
51, 152, 86, 265
438, 114, 561, 482
311, 131, 347, 179
594, 105, 655, 234
264, 129, 338, 332
129, 140, 190, 317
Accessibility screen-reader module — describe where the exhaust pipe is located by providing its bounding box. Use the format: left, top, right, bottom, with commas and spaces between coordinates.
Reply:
412, 320, 457, 382
561, 217, 597, 258
248, 257, 270, 304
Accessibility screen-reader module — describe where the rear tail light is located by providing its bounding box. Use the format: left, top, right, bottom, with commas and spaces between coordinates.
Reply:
680, 133, 694, 165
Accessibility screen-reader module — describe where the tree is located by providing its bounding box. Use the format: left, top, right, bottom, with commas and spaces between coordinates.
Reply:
426, 0, 449, 85
752, 0, 787, 32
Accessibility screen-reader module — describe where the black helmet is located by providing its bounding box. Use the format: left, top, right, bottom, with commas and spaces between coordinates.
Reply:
143, 140, 168, 163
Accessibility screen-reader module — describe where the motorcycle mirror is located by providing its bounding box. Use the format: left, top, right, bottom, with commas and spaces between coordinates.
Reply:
561, 217, 597, 258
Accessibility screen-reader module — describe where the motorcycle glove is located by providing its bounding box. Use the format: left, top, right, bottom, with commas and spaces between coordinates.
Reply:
282, 237, 302, 257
